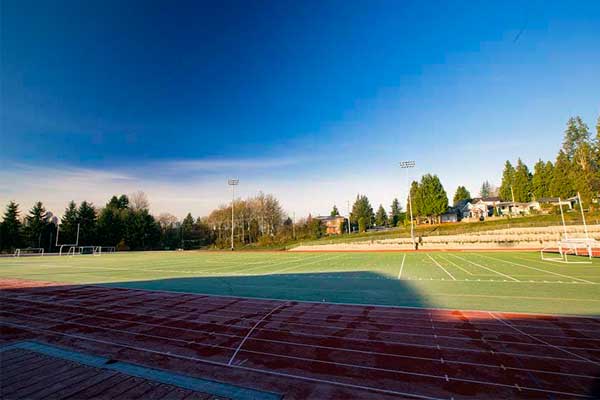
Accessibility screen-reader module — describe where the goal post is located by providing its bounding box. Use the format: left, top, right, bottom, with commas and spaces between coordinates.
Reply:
540, 193, 598, 264
56, 223, 80, 256
14, 248, 44, 257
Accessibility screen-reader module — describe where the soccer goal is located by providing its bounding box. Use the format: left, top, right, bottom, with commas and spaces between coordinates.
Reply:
56, 223, 80, 256
13, 248, 44, 257
540, 193, 598, 264
93, 246, 116, 256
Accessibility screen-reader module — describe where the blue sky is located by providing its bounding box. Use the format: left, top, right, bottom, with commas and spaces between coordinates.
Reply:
1, 0, 599, 218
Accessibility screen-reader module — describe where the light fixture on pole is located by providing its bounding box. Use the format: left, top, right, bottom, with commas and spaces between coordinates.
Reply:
228, 179, 239, 250
399, 160, 416, 248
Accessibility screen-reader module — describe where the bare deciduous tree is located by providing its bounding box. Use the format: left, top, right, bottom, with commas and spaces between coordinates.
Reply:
129, 191, 150, 211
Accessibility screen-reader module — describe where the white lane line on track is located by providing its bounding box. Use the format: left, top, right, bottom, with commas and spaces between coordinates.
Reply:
3, 302, 597, 379
398, 254, 406, 280
479, 254, 596, 284
1, 320, 593, 399
8, 293, 600, 343
7, 296, 600, 355
228, 303, 287, 366
448, 254, 519, 282
5, 286, 600, 331
489, 312, 600, 367
426, 254, 456, 280
8, 278, 600, 321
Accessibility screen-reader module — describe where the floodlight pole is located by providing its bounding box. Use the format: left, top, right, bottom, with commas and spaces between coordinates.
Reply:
400, 161, 416, 248
228, 179, 239, 250
577, 192, 589, 239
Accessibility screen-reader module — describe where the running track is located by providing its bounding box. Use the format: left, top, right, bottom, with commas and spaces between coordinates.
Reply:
1, 279, 599, 399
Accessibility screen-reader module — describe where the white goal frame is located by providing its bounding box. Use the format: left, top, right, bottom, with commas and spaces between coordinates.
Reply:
93, 246, 116, 256
13, 248, 44, 257
540, 193, 597, 264
56, 223, 80, 256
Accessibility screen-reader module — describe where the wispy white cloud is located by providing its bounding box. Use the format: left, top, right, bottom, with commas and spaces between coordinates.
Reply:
159, 157, 302, 172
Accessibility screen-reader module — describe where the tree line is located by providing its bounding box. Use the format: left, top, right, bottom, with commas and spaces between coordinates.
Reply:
497, 116, 600, 206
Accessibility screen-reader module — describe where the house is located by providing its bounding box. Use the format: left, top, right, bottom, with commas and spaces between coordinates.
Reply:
537, 197, 576, 210
440, 209, 459, 223
314, 215, 347, 235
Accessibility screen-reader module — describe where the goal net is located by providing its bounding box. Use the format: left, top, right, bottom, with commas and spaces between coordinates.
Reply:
93, 246, 116, 256
14, 248, 44, 257
540, 193, 598, 264
541, 238, 598, 264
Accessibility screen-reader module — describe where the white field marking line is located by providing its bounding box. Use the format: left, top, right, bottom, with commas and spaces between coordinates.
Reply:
4, 296, 596, 361
436, 255, 475, 276
227, 254, 338, 275
1, 321, 593, 399
0, 321, 445, 400
480, 254, 597, 284
228, 303, 287, 366
489, 312, 600, 367
5, 301, 599, 377
397, 254, 406, 279
426, 254, 456, 280
8, 293, 600, 345
265, 254, 346, 275
448, 254, 519, 282
196, 255, 312, 274
11, 278, 600, 323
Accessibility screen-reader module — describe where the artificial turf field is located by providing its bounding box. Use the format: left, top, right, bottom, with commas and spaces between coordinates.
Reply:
2, 250, 600, 399
0, 250, 599, 315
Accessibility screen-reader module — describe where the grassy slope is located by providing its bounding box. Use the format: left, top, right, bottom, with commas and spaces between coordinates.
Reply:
1, 251, 599, 315
290, 211, 600, 248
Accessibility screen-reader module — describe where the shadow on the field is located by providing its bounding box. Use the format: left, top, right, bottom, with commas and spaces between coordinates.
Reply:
100, 270, 431, 308
1, 275, 600, 399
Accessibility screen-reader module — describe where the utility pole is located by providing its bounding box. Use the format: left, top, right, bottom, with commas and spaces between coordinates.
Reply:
292, 212, 296, 239
346, 200, 351, 234
228, 179, 239, 250
400, 160, 416, 248
510, 185, 516, 215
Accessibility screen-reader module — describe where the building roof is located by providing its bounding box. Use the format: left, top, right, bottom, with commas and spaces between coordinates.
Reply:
314, 215, 346, 221
472, 197, 501, 203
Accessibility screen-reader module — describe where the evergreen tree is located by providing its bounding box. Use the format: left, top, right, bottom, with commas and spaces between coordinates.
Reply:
78, 201, 97, 245
375, 204, 388, 227
452, 186, 471, 205
512, 158, 532, 202
499, 161, 516, 201
60, 201, 79, 244
24, 202, 49, 249
550, 150, 574, 198
479, 181, 492, 198
418, 174, 448, 222
330, 205, 339, 217
562, 116, 590, 160
350, 194, 374, 231
390, 198, 402, 227
1, 201, 22, 251
407, 180, 421, 219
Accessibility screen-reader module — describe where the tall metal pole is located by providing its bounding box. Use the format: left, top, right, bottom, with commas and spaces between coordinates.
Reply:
577, 192, 589, 239
228, 179, 239, 250
347, 200, 351, 234
400, 161, 416, 248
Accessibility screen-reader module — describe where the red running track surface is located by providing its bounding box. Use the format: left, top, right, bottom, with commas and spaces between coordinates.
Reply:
1, 278, 599, 399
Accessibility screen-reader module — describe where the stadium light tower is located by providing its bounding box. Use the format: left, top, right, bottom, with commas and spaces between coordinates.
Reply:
228, 179, 239, 250
399, 160, 416, 248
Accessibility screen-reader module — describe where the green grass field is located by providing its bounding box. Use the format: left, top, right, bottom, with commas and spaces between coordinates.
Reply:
1, 250, 599, 315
